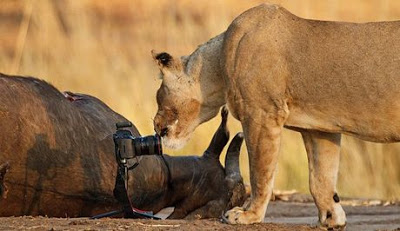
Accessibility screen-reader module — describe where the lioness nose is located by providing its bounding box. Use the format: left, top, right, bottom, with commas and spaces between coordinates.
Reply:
160, 127, 168, 137
155, 126, 168, 137
154, 119, 168, 137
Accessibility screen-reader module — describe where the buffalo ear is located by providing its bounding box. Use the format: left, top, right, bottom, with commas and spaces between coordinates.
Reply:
152, 50, 173, 68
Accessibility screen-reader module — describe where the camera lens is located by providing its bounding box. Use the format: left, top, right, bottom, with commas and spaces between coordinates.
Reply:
132, 134, 163, 156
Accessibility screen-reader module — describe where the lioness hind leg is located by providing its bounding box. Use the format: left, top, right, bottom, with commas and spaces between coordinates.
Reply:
301, 131, 346, 228
224, 109, 285, 224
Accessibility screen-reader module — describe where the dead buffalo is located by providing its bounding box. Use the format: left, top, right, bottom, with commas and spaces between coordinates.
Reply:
0, 73, 246, 218
0, 73, 136, 217
114, 108, 247, 219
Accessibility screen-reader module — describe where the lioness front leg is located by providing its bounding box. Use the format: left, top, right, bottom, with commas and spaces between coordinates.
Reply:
224, 109, 285, 224
301, 131, 346, 228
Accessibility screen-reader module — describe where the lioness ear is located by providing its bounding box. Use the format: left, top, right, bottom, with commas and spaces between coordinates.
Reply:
152, 50, 173, 67
151, 50, 183, 77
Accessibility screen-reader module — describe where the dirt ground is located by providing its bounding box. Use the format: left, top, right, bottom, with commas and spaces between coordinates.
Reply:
0, 194, 399, 231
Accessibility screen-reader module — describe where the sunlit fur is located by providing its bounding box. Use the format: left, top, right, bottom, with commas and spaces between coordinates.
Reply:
152, 3, 400, 228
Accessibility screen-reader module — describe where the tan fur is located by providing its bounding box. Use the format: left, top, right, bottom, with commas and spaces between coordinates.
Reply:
152, 4, 400, 227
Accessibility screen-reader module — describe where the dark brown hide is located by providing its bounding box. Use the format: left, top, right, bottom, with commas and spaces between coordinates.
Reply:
0, 162, 10, 199
0, 73, 136, 217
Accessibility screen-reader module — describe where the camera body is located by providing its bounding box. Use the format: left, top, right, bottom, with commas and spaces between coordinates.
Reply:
113, 121, 162, 166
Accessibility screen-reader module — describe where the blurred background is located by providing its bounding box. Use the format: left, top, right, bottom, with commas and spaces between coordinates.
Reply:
1, 0, 399, 200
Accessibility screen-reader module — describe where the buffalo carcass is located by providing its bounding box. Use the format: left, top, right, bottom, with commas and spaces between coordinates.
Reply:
0, 73, 137, 217
0, 73, 246, 218
114, 108, 247, 219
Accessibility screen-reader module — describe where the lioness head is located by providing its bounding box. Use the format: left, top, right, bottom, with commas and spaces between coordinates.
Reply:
151, 48, 224, 149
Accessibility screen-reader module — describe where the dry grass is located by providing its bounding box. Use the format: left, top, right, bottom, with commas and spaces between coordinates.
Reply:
0, 0, 400, 200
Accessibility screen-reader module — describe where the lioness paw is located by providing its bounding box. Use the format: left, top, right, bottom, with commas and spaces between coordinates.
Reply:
222, 206, 263, 224
319, 204, 346, 230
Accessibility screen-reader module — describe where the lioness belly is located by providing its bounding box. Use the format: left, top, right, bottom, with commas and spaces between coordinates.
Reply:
285, 57, 400, 143
285, 48, 400, 143
281, 18, 400, 143
285, 106, 400, 143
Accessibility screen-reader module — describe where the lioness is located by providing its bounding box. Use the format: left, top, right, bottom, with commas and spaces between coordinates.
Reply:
151, 4, 400, 228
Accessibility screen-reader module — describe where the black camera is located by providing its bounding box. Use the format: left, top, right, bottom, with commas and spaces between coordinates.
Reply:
113, 121, 162, 166
91, 121, 163, 219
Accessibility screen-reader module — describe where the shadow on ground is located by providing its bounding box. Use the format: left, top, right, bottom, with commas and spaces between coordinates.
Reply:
0, 196, 399, 231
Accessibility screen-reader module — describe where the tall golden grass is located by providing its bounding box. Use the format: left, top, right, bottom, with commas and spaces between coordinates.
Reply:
1, 0, 399, 200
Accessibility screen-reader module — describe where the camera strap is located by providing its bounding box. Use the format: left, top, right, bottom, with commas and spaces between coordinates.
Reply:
115, 155, 172, 216
116, 162, 158, 219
